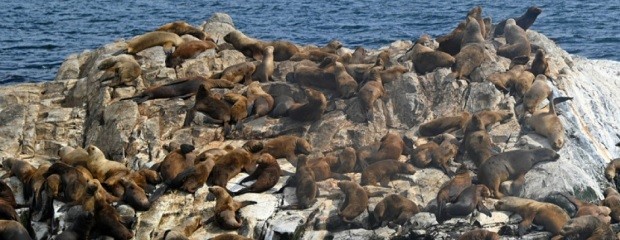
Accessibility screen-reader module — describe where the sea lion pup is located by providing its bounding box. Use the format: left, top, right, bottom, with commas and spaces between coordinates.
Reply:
561, 215, 616, 240
156, 21, 208, 40
435, 166, 472, 220
288, 87, 328, 122
125, 31, 183, 55
210, 234, 253, 240
359, 69, 385, 122
207, 141, 261, 188
602, 188, 620, 223
361, 160, 416, 187
409, 134, 459, 175
223, 30, 265, 60
182, 83, 232, 131
361, 132, 405, 167
204, 186, 257, 230
523, 74, 551, 114
418, 112, 471, 137
118, 178, 151, 211
161, 215, 203, 240
252, 46, 275, 82
218, 62, 256, 84
259, 135, 311, 166
369, 194, 420, 228
494, 6, 543, 37
437, 184, 492, 223
85, 145, 129, 182
409, 35, 455, 75
487, 65, 529, 93
453, 17, 486, 80
269, 95, 295, 118
336, 181, 368, 222
223, 92, 248, 124
245, 81, 274, 121
478, 148, 559, 198
0, 220, 32, 240
437, 21, 467, 56
495, 196, 569, 237
530, 49, 550, 76
97, 54, 141, 86
165, 40, 217, 77
121, 76, 234, 103
458, 229, 500, 240
332, 62, 358, 98
526, 96, 573, 149
232, 153, 281, 196
58, 146, 89, 167
559, 193, 611, 223
497, 19, 531, 61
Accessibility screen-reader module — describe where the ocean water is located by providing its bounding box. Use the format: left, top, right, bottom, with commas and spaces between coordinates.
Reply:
0, 0, 618, 84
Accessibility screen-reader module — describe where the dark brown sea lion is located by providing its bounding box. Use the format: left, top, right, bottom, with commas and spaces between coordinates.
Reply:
332, 62, 359, 98
223, 92, 248, 124
478, 148, 559, 198
269, 95, 295, 118
219, 62, 256, 84
182, 83, 232, 132
306, 157, 350, 181
259, 135, 311, 166
418, 112, 471, 137
158, 144, 196, 183
361, 160, 416, 187
0, 180, 17, 221
437, 21, 467, 56
0, 220, 32, 240
223, 30, 265, 60
437, 184, 492, 223
458, 229, 500, 240
530, 49, 550, 77
169, 158, 215, 193
362, 132, 405, 166
279, 155, 319, 209
495, 196, 569, 237
233, 153, 281, 195
206, 186, 257, 230
97, 54, 141, 87
93, 189, 134, 240
267, 40, 300, 61
165, 40, 217, 76
560, 193, 611, 223
337, 181, 368, 222
119, 178, 150, 211
288, 88, 328, 122
207, 141, 260, 188
156, 21, 208, 40
126, 31, 183, 55
560, 215, 615, 239
335, 147, 357, 173
410, 35, 455, 75
359, 69, 385, 122
369, 194, 420, 228
435, 166, 472, 222
497, 19, 531, 61
409, 134, 459, 175
493, 6, 543, 37
121, 76, 234, 103
55, 210, 94, 240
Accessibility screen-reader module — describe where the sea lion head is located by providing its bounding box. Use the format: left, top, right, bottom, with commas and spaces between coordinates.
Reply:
264, 46, 274, 54
400, 163, 416, 174
606, 167, 617, 182
295, 138, 312, 155
86, 145, 104, 159
527, 6, 542, 15
477, 185, 491, 198
242, 140, 263, 153
327, 39, 343, 50
207, 186, 227, 198
533, 148, 560, 162
180, 144, 195, 155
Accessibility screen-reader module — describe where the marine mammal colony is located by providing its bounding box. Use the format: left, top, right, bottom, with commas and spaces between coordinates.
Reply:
1, 6, 619, 240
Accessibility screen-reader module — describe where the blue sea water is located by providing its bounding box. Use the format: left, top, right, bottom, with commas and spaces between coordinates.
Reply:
0, 0, 618, 84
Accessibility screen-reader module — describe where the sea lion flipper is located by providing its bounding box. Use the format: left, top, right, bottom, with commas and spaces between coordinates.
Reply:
517, 210, 536, 236
148, 185, 168, 204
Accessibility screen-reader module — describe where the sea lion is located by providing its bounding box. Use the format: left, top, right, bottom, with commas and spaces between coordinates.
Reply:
268, 40, 300, 61
126, 31, 183, 55
233, 153, 281, 195
207, 141, 260, 188
378, 65, 408, 83
158, 144, 196, 183
560, 193, 611, 222
219, 62, 256, 84
280, 155, 319, 209
156, 21, 207, 40
306, 156, 350, 181
605, 159, 620, 184
523, 74, 551, 114
259, 135, 311, 166
97, 54, 141, 86
530, 49, 549, 77
463, 130, 494, 166
223, 92, 248, 124
495, 196, 569, 237
165, 40, 217, 76
560, 215, 615, 239
85, 145, 129, 182
478, 148, 560, 198
458, 229, 500, 240
347, 46, 367, 64
369, 194, 420, 228
337, 181, 368, 222
245, 81, 274, 121
332, 62, 359, 98
462, 8, 486, 46
119, 178, 151, 211
409, 134, 459, 175
161, 215, 203, 240
289, 49, 340, 63
93, 193, 134, 240
252, 46, 275, 82
453, 17, 486, 79
0, 180, 17, 221
121, 76, 235, 103
42, 162, 92, 204
487, 65, 530, 93
437, 184, 492, 223
335, 147, 357, 173
288, 88, 328, 122
437, 21, 467, 56
602, 187, 620, 223
494, 6, 543, 37
0, 220, 32, 240
361, 160, 416, 187
526, 96, 573, 149
359, 69, 385, 121
210, 234, 253, 240
409, 35, 455, 75
206, 186, 257, 230
472, 109, 514, 131
223, 30, 265, 60
55, 210, 94, 240
169, 158, 215, 193
182, 83, 232, 132
58, 146, 89, 167
362, 132, 405, 166
497, 19, 531, 61
418, 112, 471, 137
435, 166, 472, 220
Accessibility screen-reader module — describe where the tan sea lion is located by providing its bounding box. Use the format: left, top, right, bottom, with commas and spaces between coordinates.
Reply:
156, 21, 208, 40
306, 156, 350, 181
409, 134, 459, 175
495, 196, 569, 237
560, 215, 615, 239
205, 186, 257, 230
560, 193, 611, 223
288, 88, 328, 122
458, 229, 500, 240
332, 62, 358, 98
497, 19, 531, 61
97, 54, 141, 86
437, 184, 491, 223
369, 194, 420, 228
602, 187, 620, 223
337, 181, 368, 222
259, 135, 311, 166
252, 46, 275, 82
58, 146, 89, 167
121, 76, 235, 103
478, 148, 560, 198
463, 130, 494, 166
605, 159, 620, 183
233, 153, 281, 195
245, 81, 274, 121
526, 96, 573, 149
410, 35, 455, 75
161, 215, 203, 240
494, 6, 543, 37
126, 31, 183, 55
219, 62, 256, 84
182, 83, 232, 132
223, 30, 265, 60
462, 8, 486, 46
523, 74, 551, 114
361, 160, 416, 187
85, 145, 129, 182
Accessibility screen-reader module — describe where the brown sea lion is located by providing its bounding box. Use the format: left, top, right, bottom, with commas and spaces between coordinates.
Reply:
435, 166, 472, 221
259, 135, 311, 166
119, 178, 151, 211
463, 130, 494, 166
208, 141, 260, 188
269, 95, 295, 118
233, 153, 281, 195
478, 148, 560, 198
287, 57, 333, 88
169, 158, 215, 193
93, 194, 134, 240
55, 210, 94, 240
369, 194, 420, 228
219, 62, 256, 84
206, 186, 257, 230
530, 49, 550, 77
252, 46, 275, 82
602, 187, 620, 223
223, 92, 248, 124
494, 6, 543, 37
497, 19, 531, 61
349, 46, 368, 64
337, 181, 368, 222
361, 160, 416, 187
245, 81, 274, 121
161, 215, 203, 240
605, 159, 620, 183
453, 17, 486, 79
0, 180, 16, 209
462, 7, 486, 46
165, 40, 217, 76
410, 35, 455, 75
126, 31, 183, 55
560, 193, 611, 223
58, 146, 89, 167
0, 220, 32, 240
409, 134, 459, 175
288, 88, 328, 122
121, 76, 235, 103
223, 30, 265, 60
495, 196, 569, 237
97, 54, 141, 86
333, 62, 359, 98
0, 181, 17, 221
156, 21, 208, 40
280, 155, 319, 209
437, 184, 492, 223
359, 69, 385, 121
182, 83, 232, 132
210, 234, 253, 240
418, 112, 471, 137
473, 109, 514, 131
487, 65, 529, 93
437, 20, 467, 56
362, 132, 405, 166
85, 145, 129, 182
268, 40, 300, 61
42, 162, 91, 204
526, 96, 573, 149
523, 74, 551, 114
379, 65, 408, 83
335, 147, 357, 173
289, 49, 340, 63
561, 215, 615, 239
158, 144, 196, 183
458, 229, 500, 240
306, 157, 350, 181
